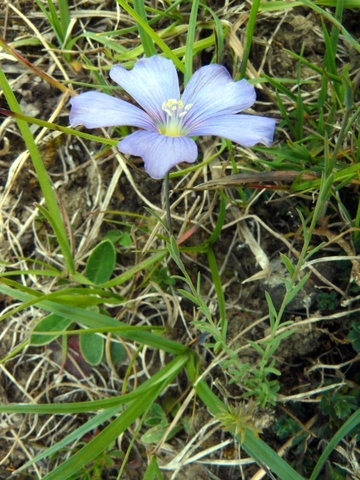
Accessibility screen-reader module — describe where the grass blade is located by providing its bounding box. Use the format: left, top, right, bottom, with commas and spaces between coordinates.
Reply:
133, 0, 157, 57
0, 71, 75, 274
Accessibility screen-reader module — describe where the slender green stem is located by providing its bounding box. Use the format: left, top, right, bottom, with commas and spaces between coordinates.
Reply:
164, 172, 173, 236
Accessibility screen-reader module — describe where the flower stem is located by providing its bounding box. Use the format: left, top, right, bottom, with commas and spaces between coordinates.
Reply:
164, 172, 173, 237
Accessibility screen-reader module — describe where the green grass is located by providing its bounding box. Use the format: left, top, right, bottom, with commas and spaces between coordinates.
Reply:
0, 0, 359, 479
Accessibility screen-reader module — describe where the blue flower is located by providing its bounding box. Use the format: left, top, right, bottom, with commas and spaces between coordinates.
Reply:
70, 56, 276, 179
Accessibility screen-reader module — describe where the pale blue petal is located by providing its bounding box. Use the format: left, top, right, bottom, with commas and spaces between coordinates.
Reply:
70, 92, 156, 130
188, 114, 276, 147
181, 65, 256, 129
118, 131, 198, 179
110, 56, 180, 124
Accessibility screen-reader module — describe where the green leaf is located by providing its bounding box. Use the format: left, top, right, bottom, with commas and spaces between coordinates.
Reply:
105, 229, 132, 247
109, 341, 126, 363
264, 366, 281, 376
264, 291, 278, 325
31, 314, 72, 345
85, 240, 116, 285
177, 289, 198, 305
144, 403, 166, 426
284, 273, 311, 306
248, 340, 265, 356
348, 323, 360, 352
80, 332, 104, 366
144, 456, 164, 480
279, 253, 295, 276
141, 422, 181, 444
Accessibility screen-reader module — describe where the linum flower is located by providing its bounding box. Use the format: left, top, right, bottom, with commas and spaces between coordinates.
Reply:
70, 56, 275, 179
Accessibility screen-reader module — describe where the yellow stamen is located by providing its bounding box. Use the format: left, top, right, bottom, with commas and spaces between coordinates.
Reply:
160, 99, 193, 136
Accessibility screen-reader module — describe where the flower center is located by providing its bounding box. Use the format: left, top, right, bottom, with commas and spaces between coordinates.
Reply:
159, 99, 193, 136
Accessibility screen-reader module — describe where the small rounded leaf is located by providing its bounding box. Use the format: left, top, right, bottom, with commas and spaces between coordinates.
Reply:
80, 332, 104, 366
85, 239, 116, 285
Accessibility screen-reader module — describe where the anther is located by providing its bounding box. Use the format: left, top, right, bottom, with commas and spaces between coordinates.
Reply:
160, 98, 193, 136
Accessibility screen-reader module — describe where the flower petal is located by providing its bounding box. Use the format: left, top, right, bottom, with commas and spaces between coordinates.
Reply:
188, 114, 276, 147
118, 131, 198, 179
110, 56, 180, 124
70, 91, 156, 130
181, 65, 256, 129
